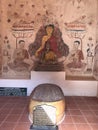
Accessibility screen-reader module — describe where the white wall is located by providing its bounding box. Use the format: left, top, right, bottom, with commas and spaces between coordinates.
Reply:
0, 71, 97, 96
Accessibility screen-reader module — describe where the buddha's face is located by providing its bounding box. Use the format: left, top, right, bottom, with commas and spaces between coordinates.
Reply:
46, 26, 54, 35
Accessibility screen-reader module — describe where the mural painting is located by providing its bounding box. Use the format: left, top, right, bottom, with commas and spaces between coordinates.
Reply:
64, 20, 95, 80
29, 24, 69, 71
8, 40, 33, 72
1, 20, 34, 79
93, 42, 98, 80
0, 0, 97, 80
0, 42, 2, 75
0, 1, 2, 75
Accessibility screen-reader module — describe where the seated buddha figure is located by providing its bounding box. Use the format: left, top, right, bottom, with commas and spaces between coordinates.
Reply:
35, 24, 61, 64
28, 24, 69, 70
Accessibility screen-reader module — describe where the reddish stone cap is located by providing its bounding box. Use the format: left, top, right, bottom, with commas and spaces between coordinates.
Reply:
30, 83, 65, 102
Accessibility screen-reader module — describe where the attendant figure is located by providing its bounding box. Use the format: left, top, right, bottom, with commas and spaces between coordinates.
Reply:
93, 44, 98, 75
86, 42, 94, 71
13, 40, 29, 66
67, 40, 84, 68
9, 40, 33, 71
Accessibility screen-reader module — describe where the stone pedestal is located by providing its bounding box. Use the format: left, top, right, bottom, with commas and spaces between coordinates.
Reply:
29, 83, 66, 125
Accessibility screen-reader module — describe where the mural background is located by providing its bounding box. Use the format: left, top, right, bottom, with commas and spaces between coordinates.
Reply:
0, 0, 98, 79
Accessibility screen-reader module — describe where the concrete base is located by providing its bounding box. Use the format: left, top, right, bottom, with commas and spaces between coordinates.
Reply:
30, 125, 58, 130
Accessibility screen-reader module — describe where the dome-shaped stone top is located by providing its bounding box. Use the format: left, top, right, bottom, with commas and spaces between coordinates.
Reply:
30, 83, 65, 102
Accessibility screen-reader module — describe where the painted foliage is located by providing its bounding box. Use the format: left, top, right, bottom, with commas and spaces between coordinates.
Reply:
0, 0, 97, 79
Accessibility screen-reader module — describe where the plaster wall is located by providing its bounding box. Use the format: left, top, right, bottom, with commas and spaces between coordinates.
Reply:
0, 71, 97, 96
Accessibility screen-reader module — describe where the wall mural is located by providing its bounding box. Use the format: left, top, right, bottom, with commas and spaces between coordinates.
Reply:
0, 0, 98, 80
93, 42, 98, 80
0, 0, 2, 75
29, 24, 69, 71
